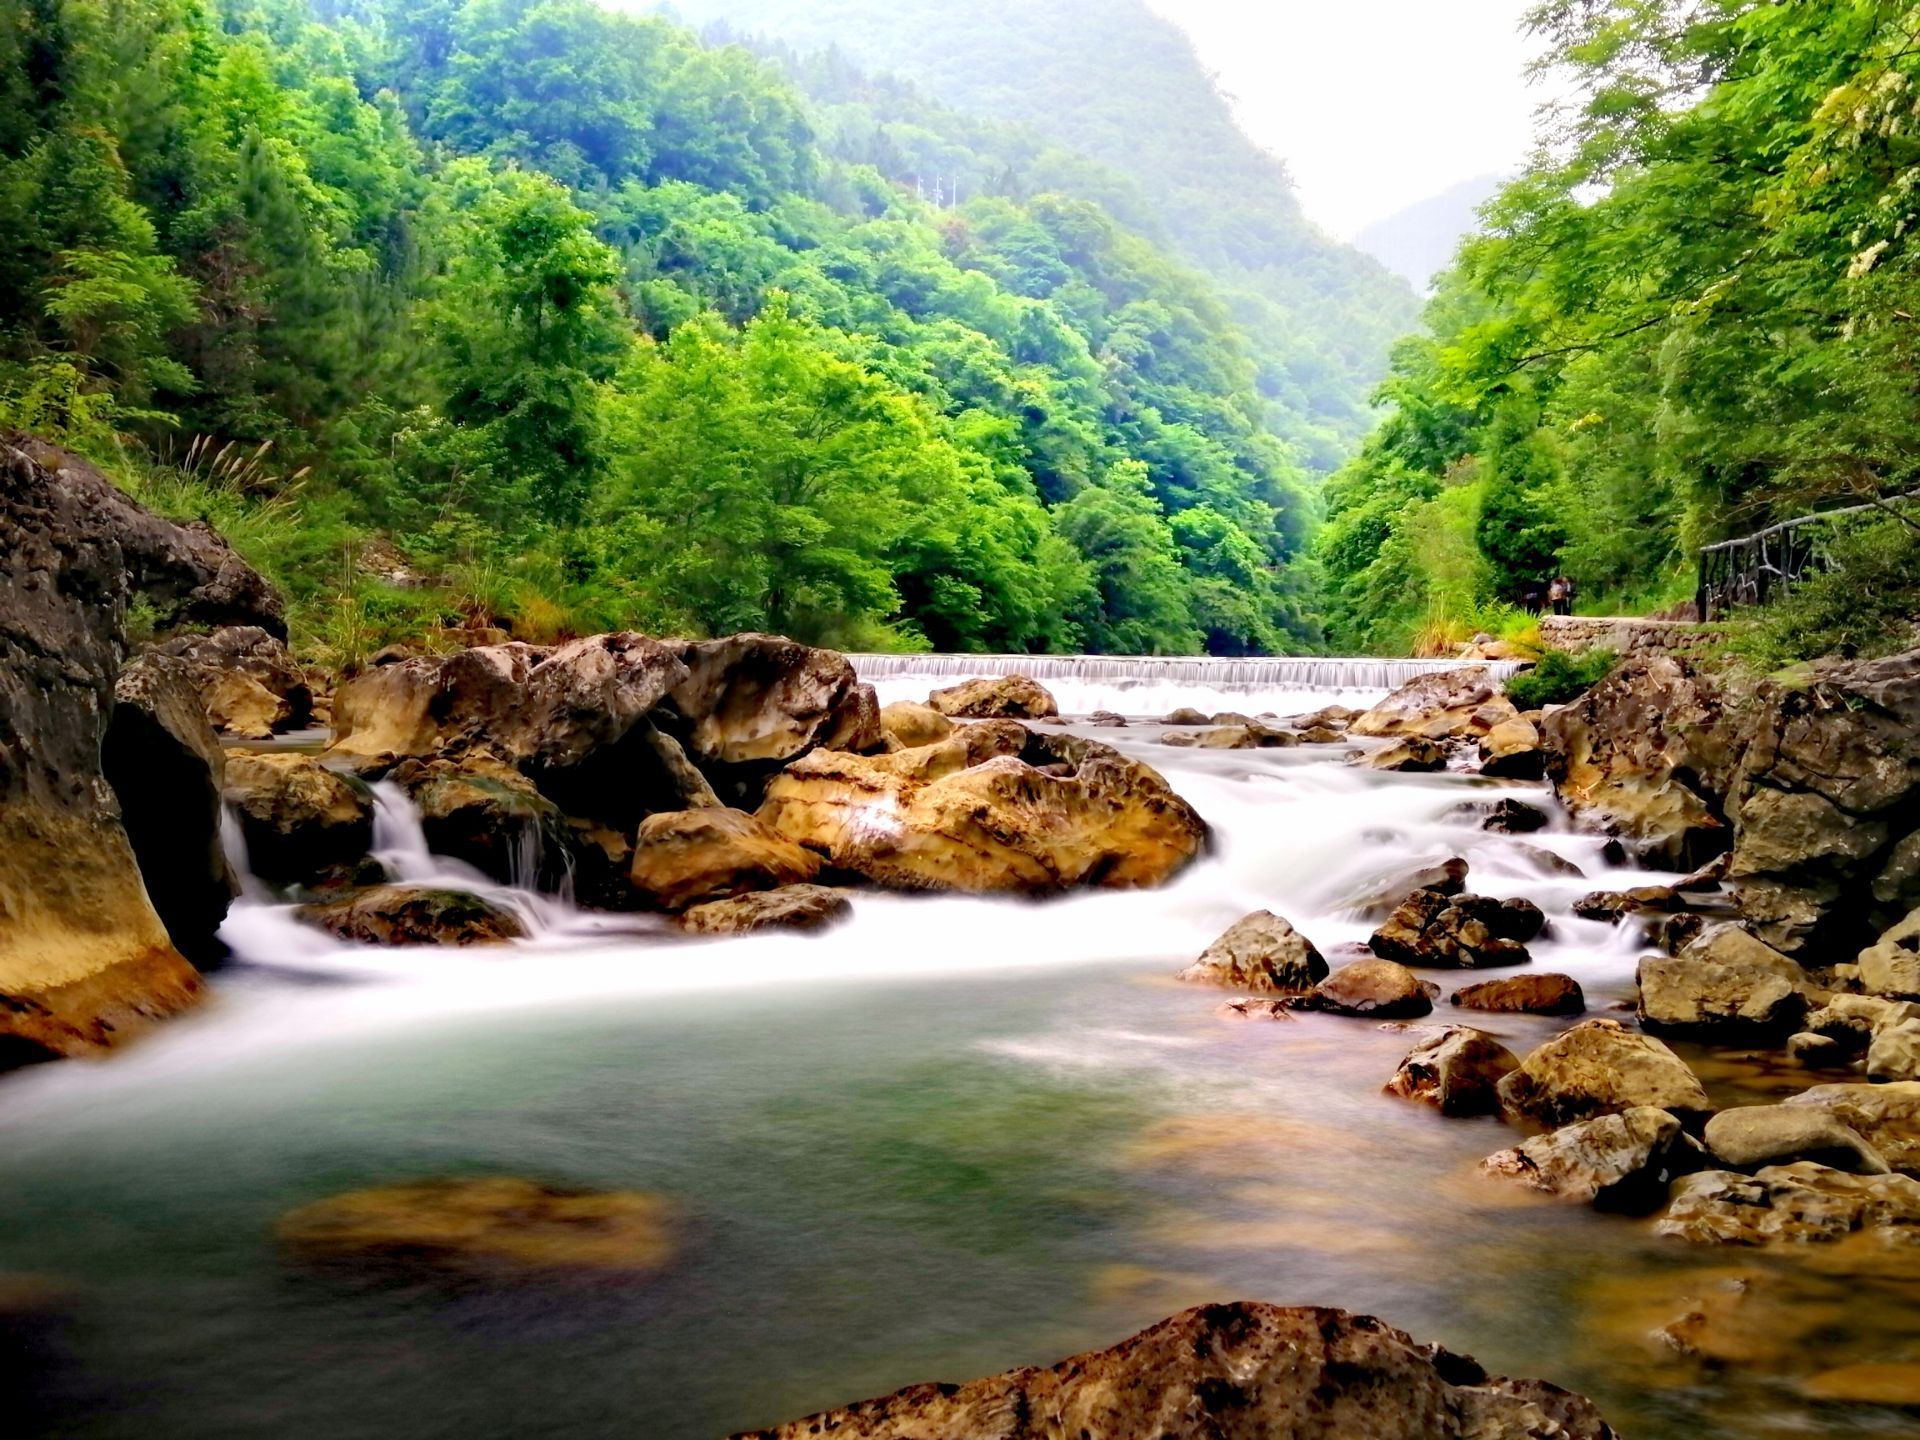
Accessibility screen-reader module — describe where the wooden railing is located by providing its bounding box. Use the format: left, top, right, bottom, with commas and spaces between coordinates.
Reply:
1696, 492, 1920, 621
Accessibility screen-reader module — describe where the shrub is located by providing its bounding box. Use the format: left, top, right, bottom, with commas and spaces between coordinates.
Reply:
1505, 647, 1619, 710
1733, 517, 1920, 671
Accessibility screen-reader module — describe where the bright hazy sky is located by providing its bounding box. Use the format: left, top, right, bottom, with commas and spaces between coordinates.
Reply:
1144, 0, 1548, 238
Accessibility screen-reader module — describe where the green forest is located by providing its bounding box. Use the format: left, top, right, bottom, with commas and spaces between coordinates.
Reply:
1, 0, 1338, 660
1318, 0, 1920, 664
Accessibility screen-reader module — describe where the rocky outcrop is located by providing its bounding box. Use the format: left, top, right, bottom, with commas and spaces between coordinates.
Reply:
629, 808, 823, 911
151, 625, 312, 738
1350, 667, 1509, 739
758, 725, 1206, 894
677, 884, 851, 936
1702, 1105, 1888, 1175
1483, 1107, 1700, 1210
1308, 959, 1437, 1019
294, 886, 525, 946
666, 634, 879, 773
277, 1177, 672, 1274
731, 1302, 1616, 1440
1497, 1020, 1712, 1127
926, 674, 1058, 720
224, 752, 374, 887
391, 756, 574, 890
1176, 911, 1327, 993
1725, 650, 1920, 955
1452, 973, 1586, 1016
1369, 891, 1534, 969
0, 436, 284, 1065
1384, 1027, 1516, 1116
1635, 924, 1817, 1037
102, 654, 237, 965
1657, 1162, 1920, 1244
1539, 655, 1744, 868
879, 701, 953, 750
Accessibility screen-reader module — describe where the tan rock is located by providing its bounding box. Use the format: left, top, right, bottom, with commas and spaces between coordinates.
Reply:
677, 884, 851, 936
1703, 1105, 1888, 1175
1636, 923, 1816, 1036
927, 673, 1058, 719
1484, 1107, 1696, 1210
1498, 1019, 1712, 1126
1860, 907, 1920, 999
1657, 1162, 1920, 1244
1452, 973, 1585, 1016
1350, 666, 1503, 739
294, 886, 526, 946
879, 700, 954, 750
1177, 911, 1326, 994
224, 751, 374, 886
1787, 1082, 1920, 1173
1385, 1027, 1517, 1116
1309, 960, 1437, 1019
630, 808, 823, 911
1479, 716, 1544, 780
1365, 736, 1448, 772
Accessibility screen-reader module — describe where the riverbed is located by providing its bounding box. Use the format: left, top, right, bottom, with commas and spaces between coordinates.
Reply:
3, 676, 1917, 1439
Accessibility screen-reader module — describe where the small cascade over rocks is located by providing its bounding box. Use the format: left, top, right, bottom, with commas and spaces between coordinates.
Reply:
849, 652, 1522, 717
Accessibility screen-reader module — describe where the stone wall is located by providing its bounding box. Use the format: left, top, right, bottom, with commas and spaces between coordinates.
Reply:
1539, 615, 1727, 659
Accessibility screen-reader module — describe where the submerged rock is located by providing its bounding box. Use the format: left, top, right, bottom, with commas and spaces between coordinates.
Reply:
758, 726, 1206, 894
277, 1177, 672, 1274
224, 752, 374, 887
1160, 723, 1297, 750
1483, 1107, 1700, 1210
1572, 886, 1682, 923
295, 886, 525, 946
1453, 973, 1586, 1016
1177, 911, 1327, 994
730, 1302, 1617, 1440
1309, 960, 1437, 1019
1498, 1019, 1712, 1127
1702, 1105, 1888, 1175
926, 673, 1057, 719
629, 808, 823, 911
676, 884, 851, 936
1384, 1027, 1517, 1116
1657, 1162, 1920, 1244
1338, 857, 1470, 920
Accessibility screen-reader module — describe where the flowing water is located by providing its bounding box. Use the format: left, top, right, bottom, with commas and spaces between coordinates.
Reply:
3, 670, 1918, 1439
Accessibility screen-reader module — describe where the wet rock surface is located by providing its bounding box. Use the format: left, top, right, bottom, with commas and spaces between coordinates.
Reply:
224, 752, 374, 887
630, 808, 824, 911
1350, 667, 1508, 740
1636, 924, 1817, 1038
1702, 1105, 1889, 1175
676, 884, 851, 936
1484, 1106, 1700, 1210
1657, 1162, 1920, 1244
926, 673, 1058, 719
1498, 1020, 1713, 1127
295, 886, 526, 946
731, 1302, 1617, 1440
879, 700, 953, 750
1384, 1027, 1517, 1116
1177, 911, 1327, 994
391, 756, 575, 890
151, 625, 312, 738
1787, 1083, 1920, 1173
1370, 890, 1533, 969
1452, 973, 1585, 1015
1308, 959, 1438, 1019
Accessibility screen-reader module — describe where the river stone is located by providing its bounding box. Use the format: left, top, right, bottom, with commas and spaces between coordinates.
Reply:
1177, 911, 1327, 994
1483, 1106, 1697, 1211
277, 1177, 672, 1275
729, 1301, 1618, 1440
1366, 736, 1448, 772
1656, 1162, 1920, 1245
926, 673, 1057, 719
151, 624, 313, 738
295, 885, 525, 946
1635, 923, 1815, 1037
1452, 973, 1586, 1016
1162, 707, 1209, 726
1702, 1105, 1889, 1175
1868, 1020, 1920, 1082
1479, 717, 1545, 780
1384, 1027, 1517, 1116
1860, 908, 1920, 999
1309, 960, 1437, 1019
391, 755, 575, 891
630, 808, 823, 911
1370, 890, 1531, 969
1498, 1019, 1712, 1127
879, 700, 954, 750
1802, 993, 1920, 1053
1339, 857, 1470, 920
1572, 885, 1682, 923
224, 752, 375, 887
1350, 667, 1504, 740
677, 884, 851, 936
1480, 798, 1551, 833
1786, 1083, 1920, 1173
102, 653, 237, 965
758, 726, 1206, 894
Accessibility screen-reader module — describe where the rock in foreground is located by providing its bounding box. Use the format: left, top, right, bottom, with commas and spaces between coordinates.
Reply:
277, 1177, 673, 1274
731, 1302, 1616, 1439
1452, 973, 1585, 1016
1384, 1027, 1516, 1116
1309, 960, 1437, 1019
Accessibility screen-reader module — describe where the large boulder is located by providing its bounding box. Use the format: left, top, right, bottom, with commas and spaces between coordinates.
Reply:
629, 808, 823, 911
391, 756, 574, 891
224, 752, 374, 887
1483, 1107, 1700, 1210
1725, 649, 1920, 953
0, 436, 286, 1064
1384, 1027, 1517, 1116
1702, 1105, 1889, 1175
1370, 890, 1532, 969
1860, 908, 1920, 999
1176, 911, 1327, 994
666, 634, 878, 772
1635, 924, 1817, 1037
1539, 655, 1744, 868
1657, 1162, 1920, 1244
102, 654, 237, 965
151, 625, 312, 738
731, 1302, 1617, 1440
926, 673, 1058, 719
1349, 667, 1507, 739
757, 725, 1206, 894
1307, 959, 1436, 1019
1497, 1019, 1712, 1127
294, 885, 525, 946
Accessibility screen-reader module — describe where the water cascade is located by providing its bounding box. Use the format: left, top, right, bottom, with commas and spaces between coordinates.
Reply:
849, 652, 1520, 716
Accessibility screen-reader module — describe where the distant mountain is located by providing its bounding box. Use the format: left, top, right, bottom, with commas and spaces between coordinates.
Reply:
1355, 175, 1506, 291
649, 0, 1419, 467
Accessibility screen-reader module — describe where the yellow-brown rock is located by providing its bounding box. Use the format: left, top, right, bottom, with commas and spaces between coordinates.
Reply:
224, 752, 374, 886
926, 673, 1059, 719
630, 808, 823, 910
1351, 667, 1505, 739
880, 700, 954, 750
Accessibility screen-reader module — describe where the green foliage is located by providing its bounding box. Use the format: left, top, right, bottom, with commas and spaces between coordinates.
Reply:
1734, 518, 1920, 671
1505, 648, 1619, 711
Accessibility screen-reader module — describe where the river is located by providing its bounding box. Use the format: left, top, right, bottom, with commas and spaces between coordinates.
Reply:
1, 660, 1913, 1438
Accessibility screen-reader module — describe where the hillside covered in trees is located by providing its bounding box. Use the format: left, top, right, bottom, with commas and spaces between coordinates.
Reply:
0, 0, 1352, 661
1319, 0, 1920, 665
658, 0, 1420, 470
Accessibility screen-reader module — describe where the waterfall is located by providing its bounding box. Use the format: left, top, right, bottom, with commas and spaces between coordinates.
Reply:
847, 652, 1519, 717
